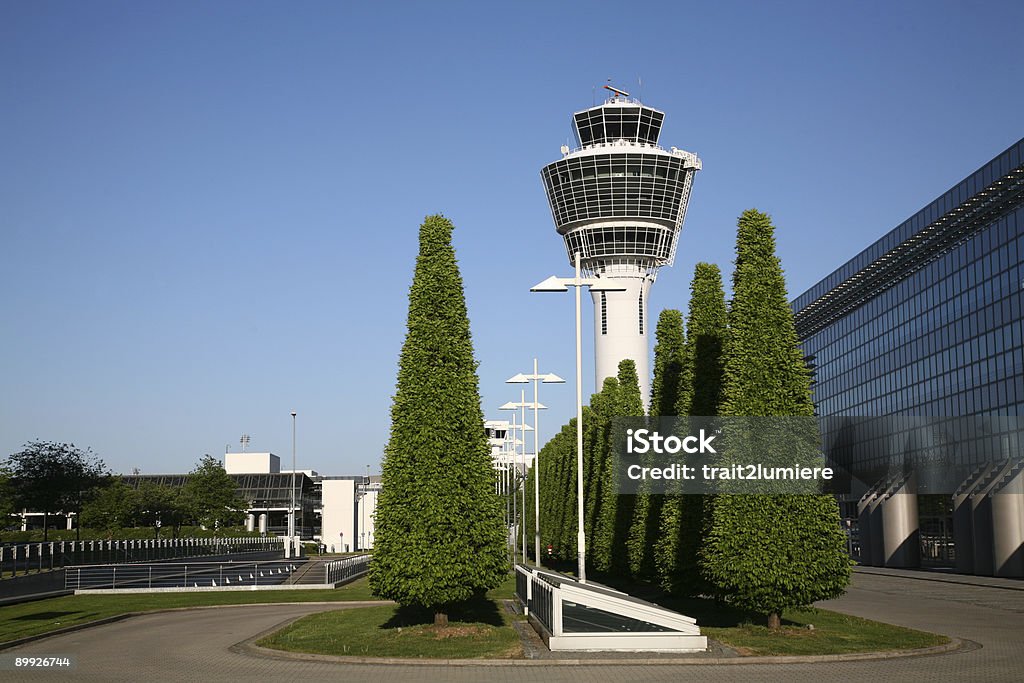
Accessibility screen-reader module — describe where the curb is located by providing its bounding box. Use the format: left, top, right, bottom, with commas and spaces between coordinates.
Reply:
3, 600, 967, 666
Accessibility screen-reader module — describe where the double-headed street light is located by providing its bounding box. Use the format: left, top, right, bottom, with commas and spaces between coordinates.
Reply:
500, 395, 538, 564
507, 362, 564, 565
531, 253, 625, 583
289, 411, 297, 559
498, 412, 523, 561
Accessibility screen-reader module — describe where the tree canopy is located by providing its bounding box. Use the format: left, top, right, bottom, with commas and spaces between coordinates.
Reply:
369, 215, 507, 626
180, 455, 247, 530
701, 210, 851, 628
5, 441, 108, 540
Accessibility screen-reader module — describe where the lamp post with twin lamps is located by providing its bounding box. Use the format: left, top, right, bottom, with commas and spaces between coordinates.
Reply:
500, 395, 536, 564
507, 362, 564, 565
531, 253, 625, 583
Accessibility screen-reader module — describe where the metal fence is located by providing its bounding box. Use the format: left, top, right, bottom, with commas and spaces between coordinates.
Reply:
324, 554, 371, 584
1, 537, 284, 579
65, 560, 299, 590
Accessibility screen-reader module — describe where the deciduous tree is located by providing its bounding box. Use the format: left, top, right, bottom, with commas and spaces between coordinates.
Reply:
628, 309, 686, 579
5, 441, 108, 540
180, 455, 247, 531
370, 215, 507, 626
701, 210, 851, 628
657, 263, 727, 595
593, 359, 643, 577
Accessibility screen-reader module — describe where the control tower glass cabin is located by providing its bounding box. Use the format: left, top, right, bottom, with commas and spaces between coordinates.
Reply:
540, 94, 701, 403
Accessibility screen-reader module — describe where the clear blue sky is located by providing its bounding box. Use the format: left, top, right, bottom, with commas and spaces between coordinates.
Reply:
2, 1, 1022, 476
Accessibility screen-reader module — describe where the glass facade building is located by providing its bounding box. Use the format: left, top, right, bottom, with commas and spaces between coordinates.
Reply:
792, 138, 1024, 575
124, 473, 321, 539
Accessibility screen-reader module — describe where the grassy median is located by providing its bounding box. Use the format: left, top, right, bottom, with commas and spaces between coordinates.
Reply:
258, 575, 521, 659
702, 608, 947, 656
624, 585, 950, 656
3, 572, 947, 658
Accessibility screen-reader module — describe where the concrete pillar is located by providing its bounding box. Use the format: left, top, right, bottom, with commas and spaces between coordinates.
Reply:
971, 460, 1015, 576
991, 461, 1024, 578
953, 464, 988, 574
881, 473, 919, 568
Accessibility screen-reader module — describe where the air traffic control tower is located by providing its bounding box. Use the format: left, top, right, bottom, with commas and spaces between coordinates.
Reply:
540, 88, 701, 403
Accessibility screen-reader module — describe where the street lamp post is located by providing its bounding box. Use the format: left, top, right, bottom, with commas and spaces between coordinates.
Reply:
507, 363, 564, 565
500, 399, 535, 564
531, 252, 625, 583
290, 410, 297, 558
506, 409, 519, 563
519, 389, 527, 564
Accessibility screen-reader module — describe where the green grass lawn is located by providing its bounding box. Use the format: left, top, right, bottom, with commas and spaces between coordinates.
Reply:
702, 608, 948, 656
0, 576, 379, 645
588, 576, 950, 656
257, 576, 522, 659
257, 603, 521, 659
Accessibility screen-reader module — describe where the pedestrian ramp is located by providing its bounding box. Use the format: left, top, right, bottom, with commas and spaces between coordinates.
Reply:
514, 564, 707, 652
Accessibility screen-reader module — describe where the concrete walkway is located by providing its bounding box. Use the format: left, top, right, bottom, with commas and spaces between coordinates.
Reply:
6, 570, 1024, 682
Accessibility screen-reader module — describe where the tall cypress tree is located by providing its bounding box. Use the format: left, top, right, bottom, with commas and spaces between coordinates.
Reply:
584, 379, 617, 556
656, 263, 727, 594
684, 263, 727, 418
538, 418, 577, 563
593, 359, 643, 576
701, 210, 850, 628
628, 309, 686, 579
370, 215, 507, 626
649, 309, 687, 417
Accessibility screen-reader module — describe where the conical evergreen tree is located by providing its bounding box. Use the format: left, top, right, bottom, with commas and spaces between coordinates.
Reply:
584, 379, 617, 559
684, 263, 727, 418
593, 359, 643, 576
656, 263, 727, 594
628, 309, 686, 579
701, 210, 851, 628
649, 309, 687, 417
538, 418, 577, 564
370, 215, 507, 626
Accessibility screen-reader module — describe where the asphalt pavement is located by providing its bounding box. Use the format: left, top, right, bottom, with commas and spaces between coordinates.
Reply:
5, 569, 1024, 682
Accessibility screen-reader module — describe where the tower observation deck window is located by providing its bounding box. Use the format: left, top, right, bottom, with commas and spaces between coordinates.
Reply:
573, 106, 664, 147
542, 153, 692, 232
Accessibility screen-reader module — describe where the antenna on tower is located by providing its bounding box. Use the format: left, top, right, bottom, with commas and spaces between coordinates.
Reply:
603, 84, 630, 99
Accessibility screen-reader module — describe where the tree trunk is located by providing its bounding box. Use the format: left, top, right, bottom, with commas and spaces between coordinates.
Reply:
768, 612, 781, 629
42, 512, 48, 542
434, 611, 448, 627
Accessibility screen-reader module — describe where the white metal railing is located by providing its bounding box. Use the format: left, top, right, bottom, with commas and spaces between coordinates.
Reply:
65, 560, 298, 590
324, 555, 371, 584
1, 537, 284, 580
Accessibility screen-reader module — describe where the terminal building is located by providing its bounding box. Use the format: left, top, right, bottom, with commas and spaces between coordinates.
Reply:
122, 452, 379, 553
793, 137, 1024, 576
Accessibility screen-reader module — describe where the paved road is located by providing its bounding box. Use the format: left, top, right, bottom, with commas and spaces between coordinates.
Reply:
7, 571, 1024, 682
